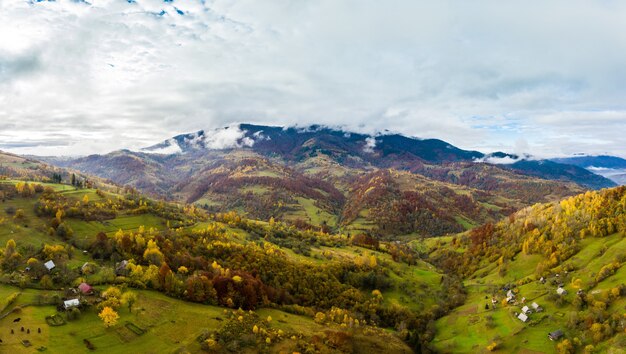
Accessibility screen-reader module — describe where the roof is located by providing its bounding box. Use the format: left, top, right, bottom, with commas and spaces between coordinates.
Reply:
44, 260, 55, 270
517, 313, 528, 322
531, 302, 540, 309
557, 287, 567, 295
78, 282, 92, 293
521, 306, 530, 313
64, 299, 80, 308
549, 330, 564, 339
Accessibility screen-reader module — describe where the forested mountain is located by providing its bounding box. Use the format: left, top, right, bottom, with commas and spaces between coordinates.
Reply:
44, 124, 612, 238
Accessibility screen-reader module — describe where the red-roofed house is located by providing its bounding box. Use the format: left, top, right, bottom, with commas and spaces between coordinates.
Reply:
78, 282, 93, 295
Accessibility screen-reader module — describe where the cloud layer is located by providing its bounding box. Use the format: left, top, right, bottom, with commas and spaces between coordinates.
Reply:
1, 0, 625, 157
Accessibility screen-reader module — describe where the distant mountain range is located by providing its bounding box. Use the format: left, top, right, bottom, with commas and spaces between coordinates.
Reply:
551, 155, 626, 185
32, 123, 618, 237
141, 123, 615, 189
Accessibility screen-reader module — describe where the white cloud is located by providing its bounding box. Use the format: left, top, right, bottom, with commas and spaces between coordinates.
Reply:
363, 137, 377, 153
203, 125, 254, 150
0, 0, 625, 157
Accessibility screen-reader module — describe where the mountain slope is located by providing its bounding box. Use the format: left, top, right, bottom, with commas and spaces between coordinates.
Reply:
0, 178, 455, 352
428, 186, 626, 353
44, 124, 612, 236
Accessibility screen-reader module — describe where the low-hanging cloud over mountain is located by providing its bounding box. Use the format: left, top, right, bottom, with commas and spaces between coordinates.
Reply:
1, 0, 625, 157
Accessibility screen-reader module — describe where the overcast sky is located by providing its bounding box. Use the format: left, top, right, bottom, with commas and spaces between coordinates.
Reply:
1, 0, 626, 157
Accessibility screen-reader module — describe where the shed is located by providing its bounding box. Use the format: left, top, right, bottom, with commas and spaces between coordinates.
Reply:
548, 330, 564, 341
64, 299, 80, 309
44, 260, 56, 271
517, 313, 529, 322
557, 287, 567, 295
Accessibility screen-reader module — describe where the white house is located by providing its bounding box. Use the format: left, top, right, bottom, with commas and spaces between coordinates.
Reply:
521, 306, 531, 314
517, 313, 529, 322
44, 260, 56, 271
63, 299, 80, 309
557, 287, 567, 295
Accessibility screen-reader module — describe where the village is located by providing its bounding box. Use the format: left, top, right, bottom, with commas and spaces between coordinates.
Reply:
481, 272, 585, 347
1, 258, 138, 350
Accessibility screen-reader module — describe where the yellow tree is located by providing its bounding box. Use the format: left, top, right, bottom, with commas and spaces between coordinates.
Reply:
143, 240, 164, 265
98, 306, 119, 327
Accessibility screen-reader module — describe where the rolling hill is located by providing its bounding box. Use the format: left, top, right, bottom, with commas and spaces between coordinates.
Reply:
0, 178, 448, 353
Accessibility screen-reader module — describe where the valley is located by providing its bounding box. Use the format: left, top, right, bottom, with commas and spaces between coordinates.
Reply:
1, 125, 625, 354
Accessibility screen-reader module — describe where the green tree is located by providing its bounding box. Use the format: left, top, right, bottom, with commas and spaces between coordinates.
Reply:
121, 291, 137, 313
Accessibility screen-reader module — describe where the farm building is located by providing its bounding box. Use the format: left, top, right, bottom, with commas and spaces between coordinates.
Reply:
63, 299, 80, 309
548, 330, 564, 341
44, 260, 56, 271
517, 313, 528, 322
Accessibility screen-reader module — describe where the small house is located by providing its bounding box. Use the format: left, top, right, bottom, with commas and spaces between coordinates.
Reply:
557, 287, 567, 296
521, 305, 531, 314
517, 313, 529, 322
539, 276, 546, 283
44, 260, 55, 271
78, 282, 93, 295
63, 299, 80, 310
531, 302, 543, 312
548, 330, 564, 341
506, 289, 515, 298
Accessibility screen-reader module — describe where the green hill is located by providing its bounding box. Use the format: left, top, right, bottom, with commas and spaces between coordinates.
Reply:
428, 186, 626, 353
0, 179, 454, 353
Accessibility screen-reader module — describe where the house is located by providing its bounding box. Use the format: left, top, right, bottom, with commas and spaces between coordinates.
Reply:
539, 276, 546, 284
557, 287, 567, 295
63, 299, 80, 310
506, 289, 516, 303
78, 282, 93, 294
531, 302, 543, 312
521, 305, 531, 314
548, 330, 564, 341
517, 313, 529, 322
44, 260, 55, 271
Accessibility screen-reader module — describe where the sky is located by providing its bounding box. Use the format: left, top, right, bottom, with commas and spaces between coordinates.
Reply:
1, 0, 626, 157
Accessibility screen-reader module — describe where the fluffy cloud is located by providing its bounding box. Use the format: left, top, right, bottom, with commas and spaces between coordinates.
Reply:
0, 0, 625, 157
